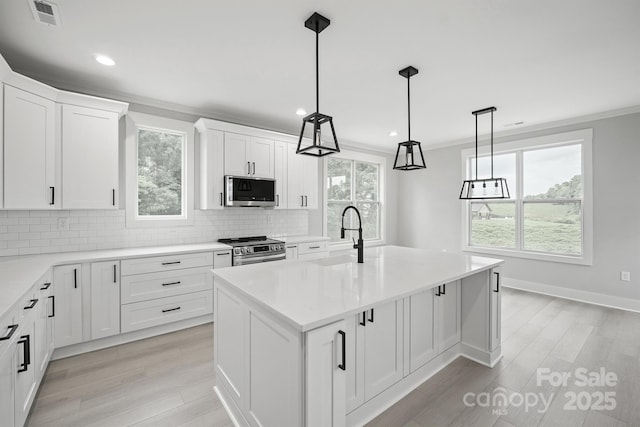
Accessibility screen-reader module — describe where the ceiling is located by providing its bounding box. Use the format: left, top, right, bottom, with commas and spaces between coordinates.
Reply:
0, 0, 639, 152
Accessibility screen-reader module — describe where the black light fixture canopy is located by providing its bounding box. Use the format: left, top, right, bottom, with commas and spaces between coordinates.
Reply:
296, 12, 340, 157
393, 66, 426, 170
459, 106, 511, 200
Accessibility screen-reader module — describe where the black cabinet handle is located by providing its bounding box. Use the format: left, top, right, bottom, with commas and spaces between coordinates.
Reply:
74, 268, 78, 289
338, 330, 346, 371
252, 162, 256, 175
435, 286, 441, 296
49, 187, 55, 205
24, 299, 38, 309
48, 295, 55, 318
494, 271, 500, 293
301, 195, 304, 207
359, 311, 366, 326
40, 282, 51, 290
112, 189, 116, 206
441, 284, 446, 295
247, 162, 251, 175
216, 252, 230, 256
309, 246, 321, 250
18, 335, 30, 373
368, 308, 374, 323
162, 281, 181, 287
276, 194, 279, 207
0, 324, 18, 341
220, 192, 223, 206
161, 261, 181, 266
113, 264, 117, 283
162, 307, 181, 313
304, 195, 308, 207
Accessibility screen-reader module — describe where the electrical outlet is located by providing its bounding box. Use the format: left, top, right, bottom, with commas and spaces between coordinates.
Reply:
57, 217, 70, 231
621, 271, 631, 282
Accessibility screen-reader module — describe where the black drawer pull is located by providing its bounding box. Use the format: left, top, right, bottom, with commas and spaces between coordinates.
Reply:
50, 186, 55, 205
338, 330, 346, 371
359, 311, 366, 326
40, 282, 51, 290
494, 271, 500, 293
161, 261, 181, 266
220, 192, 223, 206
441, 284, 446, 295
162, 281, 181, 287
112, 189, 116, 206
48, 295, 55, 318
24, 299, 38, 309
435, 286, 441, 296
0, 324, 18, 341
216, 252, 230, 256
74, 268, 78, 289
308, 246, 321, 250
162, 307, 181, 313
368, 308, 374, 323
18, 335, 30, 373
113, 264, 117, 283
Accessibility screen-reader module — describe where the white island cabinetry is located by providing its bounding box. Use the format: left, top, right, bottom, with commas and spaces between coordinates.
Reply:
213, 246, 503, 427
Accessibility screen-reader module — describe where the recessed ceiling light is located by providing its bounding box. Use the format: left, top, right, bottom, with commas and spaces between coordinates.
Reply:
388, 131, 398, 137
94, 54, 116, 67
296, 108, 307, 116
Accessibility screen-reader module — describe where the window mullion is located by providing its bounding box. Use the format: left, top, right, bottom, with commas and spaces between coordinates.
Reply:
516, 149, 524, 251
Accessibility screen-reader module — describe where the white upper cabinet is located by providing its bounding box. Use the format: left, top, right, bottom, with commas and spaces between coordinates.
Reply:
196, 125, 225, 210
224, 132, 274, 179
3, 85, 59, 209
287, 143, 319, 209
274, 141, 288, 209
61, 105, 119, 209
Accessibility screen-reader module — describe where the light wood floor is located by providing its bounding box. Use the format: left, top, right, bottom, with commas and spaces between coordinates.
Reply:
28, 288, 640, 427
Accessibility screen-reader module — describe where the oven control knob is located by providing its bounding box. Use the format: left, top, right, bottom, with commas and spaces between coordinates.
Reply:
234, 248, 241, 255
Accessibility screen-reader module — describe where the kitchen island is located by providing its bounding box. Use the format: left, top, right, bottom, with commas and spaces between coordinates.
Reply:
212, 245, 503, 427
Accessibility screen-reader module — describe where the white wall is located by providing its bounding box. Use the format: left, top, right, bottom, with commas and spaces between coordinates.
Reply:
397, 112, 640, 309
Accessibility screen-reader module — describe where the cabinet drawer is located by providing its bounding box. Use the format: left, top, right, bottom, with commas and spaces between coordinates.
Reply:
121, 290, 213, 333
121, 252, 214, 276
121, 266, 212, 304
297, 241, 328, 255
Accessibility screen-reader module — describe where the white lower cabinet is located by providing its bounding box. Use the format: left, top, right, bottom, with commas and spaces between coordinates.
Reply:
346, 299, 403, 413
285, 240, 328, 261
53, 264, 84, 348
35, 276, 54, 382
0, 327, 17, 427
408, 281, 461, 373
489, 269, 502, 352
14, 303, 37, 427
213, 250, 232, 269
285, 244, 298, 260
90, 261, 121, 340
306, 320, 346, 427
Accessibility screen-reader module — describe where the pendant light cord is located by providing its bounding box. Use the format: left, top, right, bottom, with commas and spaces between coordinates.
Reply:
490, 109, 494, 179
315, 27, 319, 114
475, 114, 478, 180
407, 75, 411, 142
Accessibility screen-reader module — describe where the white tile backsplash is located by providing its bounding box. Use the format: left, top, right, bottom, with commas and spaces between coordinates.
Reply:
0, 209, 308, 257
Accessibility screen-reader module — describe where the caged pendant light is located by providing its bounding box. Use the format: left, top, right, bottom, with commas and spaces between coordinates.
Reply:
296, 12, 340, 157
459, 107, 510, 199
393, 66, 426, 170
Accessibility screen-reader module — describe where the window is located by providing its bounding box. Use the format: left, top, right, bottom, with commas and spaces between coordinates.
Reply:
325, 150, 385, 244
462, 129, 592, 264
126, 112, 194, 227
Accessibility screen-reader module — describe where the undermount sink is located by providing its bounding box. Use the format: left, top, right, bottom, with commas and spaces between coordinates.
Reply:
311, 254, 357, 266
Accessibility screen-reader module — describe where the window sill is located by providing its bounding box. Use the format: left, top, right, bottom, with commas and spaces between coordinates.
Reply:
126, 216, 194, 228
463, 245, 592, 266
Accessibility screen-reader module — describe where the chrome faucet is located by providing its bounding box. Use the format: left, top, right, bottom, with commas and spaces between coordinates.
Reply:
340, 205, 364, 263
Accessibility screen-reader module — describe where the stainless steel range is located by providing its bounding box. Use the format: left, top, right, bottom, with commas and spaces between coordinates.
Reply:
218, 236, 286, 266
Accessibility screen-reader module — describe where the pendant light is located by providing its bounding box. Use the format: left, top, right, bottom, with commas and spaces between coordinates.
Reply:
459, 106, 510, 199
296, 12, 340, 157
393, 66, 426, 170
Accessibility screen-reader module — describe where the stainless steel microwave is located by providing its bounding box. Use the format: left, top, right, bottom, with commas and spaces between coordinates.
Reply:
224, 176, 276, 207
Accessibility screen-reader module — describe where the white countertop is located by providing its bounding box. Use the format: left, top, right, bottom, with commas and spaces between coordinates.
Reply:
276, 235, 330, 245
213, 245, 503, 332
0, 242, 231, 319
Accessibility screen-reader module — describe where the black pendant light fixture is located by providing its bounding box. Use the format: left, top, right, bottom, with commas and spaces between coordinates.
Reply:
393, 66, 426, 170
296, 12, 340, 157
459, 107, 510, 199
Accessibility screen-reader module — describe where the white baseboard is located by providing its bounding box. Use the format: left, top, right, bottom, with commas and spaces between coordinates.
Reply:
503, 277, 640, 313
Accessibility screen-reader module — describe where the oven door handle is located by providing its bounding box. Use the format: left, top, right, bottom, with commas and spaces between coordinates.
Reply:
234, 252, 286, 266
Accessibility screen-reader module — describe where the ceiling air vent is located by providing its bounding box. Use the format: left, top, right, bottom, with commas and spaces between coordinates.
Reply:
28, 0, 62, 27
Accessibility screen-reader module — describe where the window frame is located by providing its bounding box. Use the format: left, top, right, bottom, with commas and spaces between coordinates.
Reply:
323, 149, 386, 249
125, 112, 194, 228
461, 129, 593, 265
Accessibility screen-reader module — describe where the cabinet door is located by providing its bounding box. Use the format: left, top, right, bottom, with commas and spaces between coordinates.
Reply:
409, 288, 438, 373
301, 153, 319, 209
53, 264, 83, 347
14, 318, 37, 427
306, 319, 346, 427
489, 269, 502, 351
4, 85, 58, 209
36, 278, 54, 382
90, 261, 120, 340
274, 141, 288, 209
0, 339, 16, 427
345, 312, 365, 413
198, 129, 225, 209
250, 136, 274, 178
213, 250, 232, 269
363, 300, 403, 400
62, 105, 119, 209
438, 281, 461, 352
224, 132, 250, 176
286, 144, 304, 208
